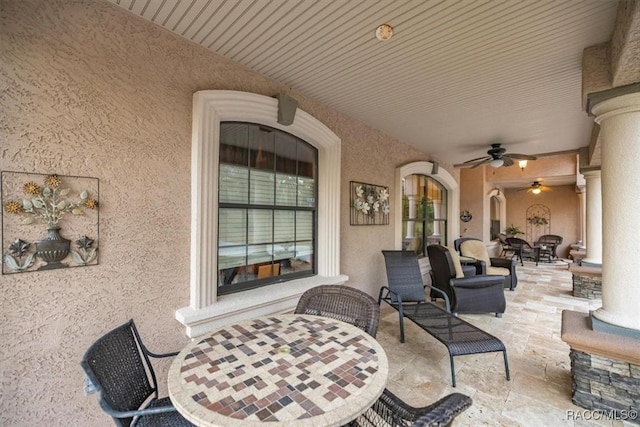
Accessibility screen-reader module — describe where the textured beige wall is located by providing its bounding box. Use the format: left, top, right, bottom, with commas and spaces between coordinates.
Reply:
0, 1, 438, 424
504, 185, 580, 259
459, 166, 484, 239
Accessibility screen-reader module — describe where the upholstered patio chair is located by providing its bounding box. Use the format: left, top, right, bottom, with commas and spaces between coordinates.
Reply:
294, 284, 380, 338
456, 238, 518, 291
349, 387, 472, 427
81, 320, 194, 427
427, 245, 506, 317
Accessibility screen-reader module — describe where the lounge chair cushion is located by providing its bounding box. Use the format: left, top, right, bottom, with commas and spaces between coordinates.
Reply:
460, 239, 490, 263
461, 240, 510, 277
487, 266, 510, 276
446, 246, 465, 278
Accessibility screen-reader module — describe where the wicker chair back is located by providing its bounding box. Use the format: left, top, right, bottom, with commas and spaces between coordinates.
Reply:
295, 285, 380, 338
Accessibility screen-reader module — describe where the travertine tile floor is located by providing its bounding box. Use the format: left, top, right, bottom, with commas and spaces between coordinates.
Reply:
376, 260, 635, 427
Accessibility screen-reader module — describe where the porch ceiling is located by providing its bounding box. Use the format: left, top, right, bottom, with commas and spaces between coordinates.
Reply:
108, 0, 619, 183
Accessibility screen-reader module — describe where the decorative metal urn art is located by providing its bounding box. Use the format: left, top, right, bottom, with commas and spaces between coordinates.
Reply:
2, 172, 100, 274
35, 227, 71, 270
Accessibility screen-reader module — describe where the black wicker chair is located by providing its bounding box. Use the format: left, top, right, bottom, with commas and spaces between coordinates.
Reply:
498, 233, 515, 258
81, 320, 194, 427
295, 284, 380, 338
534, 234, 563, 259
350, 388, 472, 427
506, 237, 540, 266
427, 245, 506, 317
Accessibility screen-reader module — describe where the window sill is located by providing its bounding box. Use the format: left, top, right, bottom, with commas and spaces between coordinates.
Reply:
175, 274, 349, 338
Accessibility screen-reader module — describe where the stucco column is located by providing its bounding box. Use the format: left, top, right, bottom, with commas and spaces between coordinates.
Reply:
581, 170, 602, 266
406, 196, 416, 238
576, 187, 586, 246
591, 92, 640, 331
432, 200, 442, 237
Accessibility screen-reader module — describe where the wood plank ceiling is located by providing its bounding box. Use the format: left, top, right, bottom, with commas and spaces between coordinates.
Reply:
107, 0, 618, 171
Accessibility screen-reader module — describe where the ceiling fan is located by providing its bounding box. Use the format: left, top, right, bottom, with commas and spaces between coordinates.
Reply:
518, 181, 551, 194
456, 143, 537, 169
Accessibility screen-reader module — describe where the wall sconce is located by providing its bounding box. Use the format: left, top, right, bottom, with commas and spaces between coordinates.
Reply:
518, 160, 528, 171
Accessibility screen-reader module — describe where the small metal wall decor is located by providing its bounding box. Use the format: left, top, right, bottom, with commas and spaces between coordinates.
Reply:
350, 181, 389, 225
1, 171, 100, 274
460, 210, 472, 222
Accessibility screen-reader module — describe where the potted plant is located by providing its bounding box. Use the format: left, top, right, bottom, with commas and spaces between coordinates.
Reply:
504, 224, 524, 237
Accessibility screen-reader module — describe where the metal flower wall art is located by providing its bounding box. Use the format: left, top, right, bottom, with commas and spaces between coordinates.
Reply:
350, 181, 390, 225
2, 171, 100, 274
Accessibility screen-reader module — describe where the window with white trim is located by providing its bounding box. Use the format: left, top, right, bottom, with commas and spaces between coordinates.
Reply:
178, 91, 345, 337
402, 174, 448, 256
218, 122, 317, 294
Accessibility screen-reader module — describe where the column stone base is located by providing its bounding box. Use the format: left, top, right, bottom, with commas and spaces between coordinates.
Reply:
570, 349, 640, 424
562, 310, 640, 424
569, 265, 602, 299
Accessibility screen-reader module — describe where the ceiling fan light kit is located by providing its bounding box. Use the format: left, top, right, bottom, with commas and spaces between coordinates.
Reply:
457, 143, 537, 169
518, 180, 548, 194
490, 158, 504, 168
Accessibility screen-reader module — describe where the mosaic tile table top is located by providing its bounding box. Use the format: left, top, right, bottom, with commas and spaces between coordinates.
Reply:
168, 314, 389, 427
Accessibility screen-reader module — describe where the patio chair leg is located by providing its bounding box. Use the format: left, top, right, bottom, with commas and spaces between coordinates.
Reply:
398, 304, 405, 343
503, 350, 510, 381
449, 355, 456, 387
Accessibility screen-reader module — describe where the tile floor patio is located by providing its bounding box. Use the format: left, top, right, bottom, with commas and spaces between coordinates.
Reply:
376, 260, 635, 427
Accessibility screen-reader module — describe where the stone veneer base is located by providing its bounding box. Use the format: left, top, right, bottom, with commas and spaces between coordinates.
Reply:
562, 310, 640, 425
570, 350, 640, 424
570, 265, 602, 299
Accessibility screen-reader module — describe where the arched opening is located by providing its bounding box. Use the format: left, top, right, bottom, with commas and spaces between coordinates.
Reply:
394, 162, 459, 251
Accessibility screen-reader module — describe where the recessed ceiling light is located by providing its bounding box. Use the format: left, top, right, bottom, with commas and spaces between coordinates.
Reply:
375, 24, 394, 41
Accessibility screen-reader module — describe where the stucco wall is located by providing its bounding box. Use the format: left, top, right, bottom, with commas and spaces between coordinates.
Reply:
0, 0, 442, 424
459, 166, 485, 239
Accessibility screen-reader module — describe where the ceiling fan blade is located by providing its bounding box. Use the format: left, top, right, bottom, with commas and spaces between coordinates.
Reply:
502, 157, 514, 167
454, 157, 490, 168
470, 159, 491, 169
463, 155, 490, 164
506, 153, 537, 160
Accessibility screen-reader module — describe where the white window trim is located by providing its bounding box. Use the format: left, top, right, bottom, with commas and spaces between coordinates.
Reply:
394, 161, 460, 248
176, 91, 346, 338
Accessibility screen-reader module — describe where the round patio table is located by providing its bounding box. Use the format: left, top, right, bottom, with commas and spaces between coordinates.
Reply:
168, 314, 388, 427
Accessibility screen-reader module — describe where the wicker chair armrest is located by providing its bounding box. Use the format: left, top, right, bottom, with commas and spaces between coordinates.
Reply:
379, 284, 451, 313
489, 257, 516, 270
450, 275, 504, 289
367, 389, 472, 427
409, 393, 473, 427
97, 393, 178, 418
422, 283, 451, 313
145, 350, 179, 358
470, 259, 487, 275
